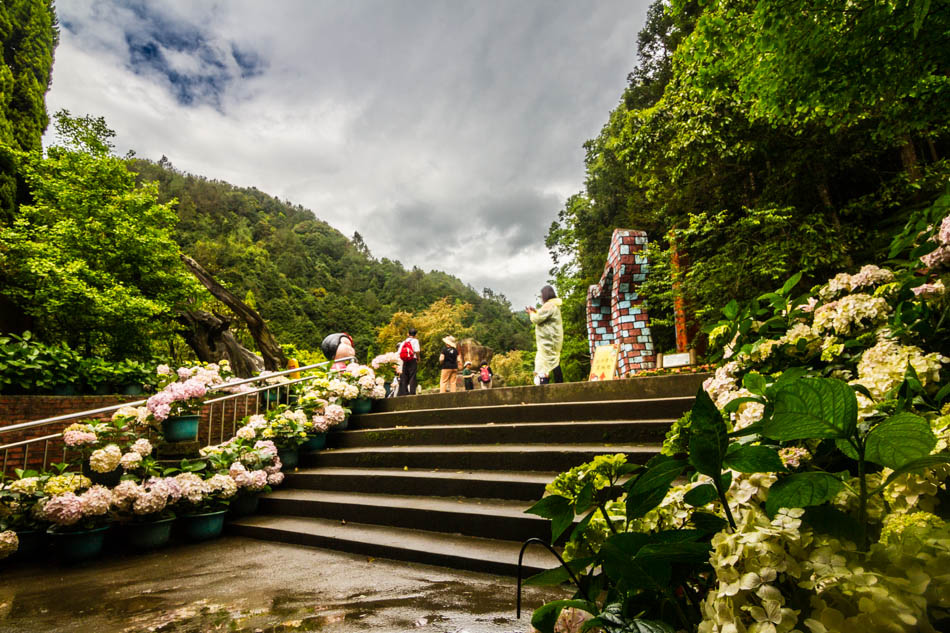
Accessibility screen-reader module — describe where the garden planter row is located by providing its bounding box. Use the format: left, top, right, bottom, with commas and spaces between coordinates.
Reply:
9, 497, 262, 565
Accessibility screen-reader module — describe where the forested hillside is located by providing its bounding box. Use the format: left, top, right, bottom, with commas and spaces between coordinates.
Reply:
130, 159, 532, 361
547, 0, 950, 379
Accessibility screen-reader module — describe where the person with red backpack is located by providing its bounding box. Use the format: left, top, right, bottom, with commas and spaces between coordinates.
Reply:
478, 361, 493, 389
397, 327, 421, 396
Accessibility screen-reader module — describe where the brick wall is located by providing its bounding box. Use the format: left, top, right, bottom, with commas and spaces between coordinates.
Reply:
586, 229, 656, 376
0, 394, 267, 477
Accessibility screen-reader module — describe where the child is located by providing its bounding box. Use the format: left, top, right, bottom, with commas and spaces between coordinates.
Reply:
461, 361, 475, 390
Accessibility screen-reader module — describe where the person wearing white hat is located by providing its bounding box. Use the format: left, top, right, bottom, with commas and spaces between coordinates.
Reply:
438, 335, 462, 393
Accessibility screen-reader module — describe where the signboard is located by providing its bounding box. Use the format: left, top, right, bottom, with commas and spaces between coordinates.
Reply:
589, 343, 619, 381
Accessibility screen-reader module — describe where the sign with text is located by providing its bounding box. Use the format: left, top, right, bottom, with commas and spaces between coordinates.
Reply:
589, 343, 619, 381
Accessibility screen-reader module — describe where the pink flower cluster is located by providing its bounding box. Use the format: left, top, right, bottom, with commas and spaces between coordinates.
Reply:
325, 404, 346, 425
310, 415, 331, 433
146, 377, 208, 421
63, 429, 97, 447
921, 215, 950, 269
43, 493, 84, 526
254, 440, 278, 459
229, 462, 268, 491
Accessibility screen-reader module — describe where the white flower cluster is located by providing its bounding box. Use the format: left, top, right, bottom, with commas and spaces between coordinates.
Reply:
88, 444, 122, 473
850, 335, 946, 402
819, 265, 895, 300
812, 293, 890, 336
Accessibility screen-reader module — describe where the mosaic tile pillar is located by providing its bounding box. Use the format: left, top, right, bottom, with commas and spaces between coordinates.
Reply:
586, 229, 656, 376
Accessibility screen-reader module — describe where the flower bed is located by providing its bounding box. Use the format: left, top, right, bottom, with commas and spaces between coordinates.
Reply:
523, 197, 950, 632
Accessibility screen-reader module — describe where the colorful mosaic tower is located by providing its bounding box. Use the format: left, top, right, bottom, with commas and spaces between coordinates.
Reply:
586, 229, 656, 376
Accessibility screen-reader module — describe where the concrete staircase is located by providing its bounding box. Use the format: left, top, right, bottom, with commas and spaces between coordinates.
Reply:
229, 373, 707, 576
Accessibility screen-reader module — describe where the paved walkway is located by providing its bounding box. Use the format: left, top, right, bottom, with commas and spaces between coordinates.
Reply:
0, 536, 566, 632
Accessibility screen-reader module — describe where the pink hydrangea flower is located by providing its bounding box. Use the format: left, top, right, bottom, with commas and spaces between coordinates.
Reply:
80, 485, 112, 516
63, 430, 97, 447
267, 471, 284, 486
44, 493, 84, 526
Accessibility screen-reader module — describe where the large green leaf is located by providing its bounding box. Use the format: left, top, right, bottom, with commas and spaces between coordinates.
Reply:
763, 378, 857, 441
524, 556, 597, 586
688, 388, 729, 477
723, 444, 786, 473
683, 484, 717, 507
865, 412, 936, 469
525, 494, 574, 542
765, 472, 844, 517
624, 458, 686, 519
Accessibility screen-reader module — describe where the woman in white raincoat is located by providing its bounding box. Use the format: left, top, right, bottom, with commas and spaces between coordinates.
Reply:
527, 285, 564, 384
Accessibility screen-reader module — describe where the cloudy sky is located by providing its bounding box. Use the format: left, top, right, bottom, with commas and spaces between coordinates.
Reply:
46, 0, 650, 309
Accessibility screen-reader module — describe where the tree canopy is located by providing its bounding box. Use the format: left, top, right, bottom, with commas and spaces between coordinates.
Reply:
546, 0, 950, 380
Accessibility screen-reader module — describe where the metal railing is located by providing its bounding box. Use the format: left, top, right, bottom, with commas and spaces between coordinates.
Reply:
0, 358, 352, 477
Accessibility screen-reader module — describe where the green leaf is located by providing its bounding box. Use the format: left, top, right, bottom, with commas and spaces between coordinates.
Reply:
575, 481, 594, 513
624, 458, 685, 520
683, 484, 717, 507
524, 556, 597, 586
723, 445, 786, 473
763, 378, 857, 441
935, 382, 950, 404
742, 371, 767, 396
688, 388, 729, 478
691, 511, 728, 533
803, 505, 862, 541
765, 472, 844, 517
525, 494, 574, 542
723, 299, 739, 320
865, 413, 936, 469
531, 600, 598, 633
567, 511, 596, 546
835, 439, 860, 460
873, 454, 950, 493
780, 271, 803, 296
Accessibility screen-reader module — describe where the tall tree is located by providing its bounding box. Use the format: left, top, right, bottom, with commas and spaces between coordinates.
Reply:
0, 0, 58, 218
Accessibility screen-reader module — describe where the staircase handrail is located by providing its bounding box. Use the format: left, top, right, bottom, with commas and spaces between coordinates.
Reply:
0, 358, 349, 437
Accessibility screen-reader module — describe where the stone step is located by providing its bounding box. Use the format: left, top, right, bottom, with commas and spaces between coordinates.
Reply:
228, 514, 558, 576
284, 467, 556, 501
327, 419, 674, 448
258, 489, 551, 542
373, 373, 709, 412
301, 443, 662, 472
352, 397, 693, 429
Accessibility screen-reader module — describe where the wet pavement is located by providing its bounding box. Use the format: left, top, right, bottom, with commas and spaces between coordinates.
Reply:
0, 536, 568, 632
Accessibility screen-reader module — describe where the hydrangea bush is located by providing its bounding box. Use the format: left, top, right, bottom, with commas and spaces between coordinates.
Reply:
525, 197, 950, 633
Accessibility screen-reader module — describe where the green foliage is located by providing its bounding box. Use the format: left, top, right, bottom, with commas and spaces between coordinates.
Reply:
0, 0, 58, 217
0, 113, 200, 359
0, 331, 156, 395
490, 349, 534, 387
545, 0, 950, 359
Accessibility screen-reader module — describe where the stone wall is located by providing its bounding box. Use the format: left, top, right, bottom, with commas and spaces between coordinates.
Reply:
586, 229, 656, 377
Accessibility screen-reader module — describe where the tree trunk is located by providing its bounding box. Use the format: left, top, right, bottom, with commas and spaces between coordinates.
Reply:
900, 136, 921, 181
180, 254, 287, 371
177, 310, 263, 378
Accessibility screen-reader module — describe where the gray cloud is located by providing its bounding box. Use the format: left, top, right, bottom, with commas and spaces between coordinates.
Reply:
46, 0, 650, 308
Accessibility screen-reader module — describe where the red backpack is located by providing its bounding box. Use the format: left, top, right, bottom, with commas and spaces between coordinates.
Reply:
479, 366, 491, 382
399, 339, 416, 361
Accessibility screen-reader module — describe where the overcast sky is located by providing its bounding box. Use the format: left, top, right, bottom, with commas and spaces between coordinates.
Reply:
45, 0, 650, 309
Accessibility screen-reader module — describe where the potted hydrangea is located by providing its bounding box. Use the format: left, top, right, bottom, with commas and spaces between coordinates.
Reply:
0, 468, 58, 560
171, 470, 238, 541
111, 477, 180, 550
147, 362, 245, 442
39, 481, 113, 563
